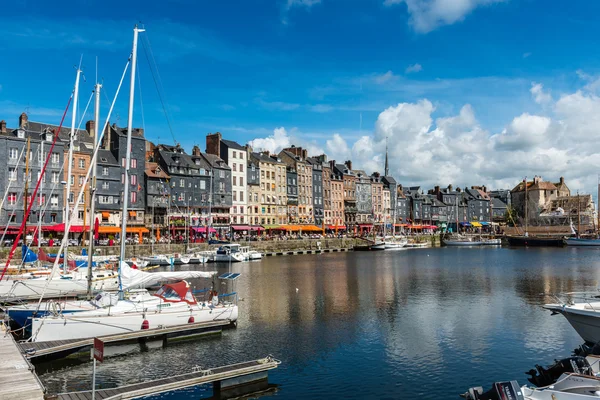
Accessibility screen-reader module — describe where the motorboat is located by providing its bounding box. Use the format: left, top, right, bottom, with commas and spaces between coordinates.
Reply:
544, 294, 600, 344
213, 244, 248, 262
30, 279, 238, 342
462, 356, 600, 399
247, 250, 263, 260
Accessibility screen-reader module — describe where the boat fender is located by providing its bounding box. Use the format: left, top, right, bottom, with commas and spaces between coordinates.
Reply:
188, 316, 195, 323
141, 320, 150, 330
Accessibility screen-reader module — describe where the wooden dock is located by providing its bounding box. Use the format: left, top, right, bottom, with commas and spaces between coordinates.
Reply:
0, 324, 44, 400
52, 356, 281, 400
263, 247, 351, 257
20, 319, 232, 363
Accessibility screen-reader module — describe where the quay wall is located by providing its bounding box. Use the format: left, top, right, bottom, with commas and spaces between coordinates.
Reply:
0, 235, 442, 260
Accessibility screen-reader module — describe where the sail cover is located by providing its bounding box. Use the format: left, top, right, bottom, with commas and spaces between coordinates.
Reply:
120, 262, 215, 288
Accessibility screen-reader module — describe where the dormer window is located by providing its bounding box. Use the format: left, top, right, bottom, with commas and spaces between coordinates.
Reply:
16, 129, 25, 139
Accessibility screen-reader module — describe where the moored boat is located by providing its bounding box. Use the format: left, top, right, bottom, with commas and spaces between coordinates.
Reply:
507, 235, 564, 247
564, 237, 600, 246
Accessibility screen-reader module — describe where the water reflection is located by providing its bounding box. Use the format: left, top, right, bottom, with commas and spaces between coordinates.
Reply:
40, 248, 600, 399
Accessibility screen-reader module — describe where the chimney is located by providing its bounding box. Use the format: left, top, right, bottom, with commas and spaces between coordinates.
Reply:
137, 128, 145, 137
448, 184, 453, 191
456, 187, 461, 193
345, 160, 352, 170
104, 123, 111, 150
19, 112, 28, 128
0, 120, 6, 134
206, 132, 221, 157
559, 176, 564, 185
86, 120, 95, 139
261, 150, 270, 157
302, 149, 307, 159
534, 176, 541, 184
192, 145, 201, 156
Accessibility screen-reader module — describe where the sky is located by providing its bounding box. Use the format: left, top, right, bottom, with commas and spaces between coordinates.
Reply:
2, 0, 600, 197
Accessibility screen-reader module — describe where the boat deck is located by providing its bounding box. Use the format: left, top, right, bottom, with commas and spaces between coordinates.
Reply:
0, 324, 44, 400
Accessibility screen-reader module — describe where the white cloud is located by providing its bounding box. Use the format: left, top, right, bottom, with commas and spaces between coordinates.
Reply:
374, 70, 397, 84
249, 127, 292, 153
249, 127, 324, 156
530, 82, 552, 105
385, 0, 505, 33
405, 63, 423, 74
282, 0, 322, 24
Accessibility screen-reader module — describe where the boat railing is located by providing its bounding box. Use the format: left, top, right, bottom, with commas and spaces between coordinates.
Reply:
549, 291, 600, 310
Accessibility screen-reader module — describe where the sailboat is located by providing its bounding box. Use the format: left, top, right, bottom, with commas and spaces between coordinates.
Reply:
27, 26, 238, 342
564, 194, 600, 246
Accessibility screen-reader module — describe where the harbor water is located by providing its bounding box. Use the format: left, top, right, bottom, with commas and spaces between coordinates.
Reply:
39, 247, 600, 399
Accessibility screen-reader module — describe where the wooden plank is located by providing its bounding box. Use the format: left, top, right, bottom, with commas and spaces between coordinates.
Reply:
0, 326, 44, 400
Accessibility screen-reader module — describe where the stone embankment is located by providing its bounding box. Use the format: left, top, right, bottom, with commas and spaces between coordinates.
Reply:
0, 235, 442, 260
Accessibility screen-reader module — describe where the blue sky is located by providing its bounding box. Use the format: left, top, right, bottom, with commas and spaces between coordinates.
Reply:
2, 0, 600, 194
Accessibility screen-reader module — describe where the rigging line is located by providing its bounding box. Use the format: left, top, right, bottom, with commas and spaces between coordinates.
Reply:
141, 33, 177, 144
0, 146, 26, 212
137, 60, 146, 135
0, 94, 73, 281
35, 57, 132, 308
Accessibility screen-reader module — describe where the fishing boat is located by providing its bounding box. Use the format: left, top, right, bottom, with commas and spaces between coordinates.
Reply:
30, 278, 237, 342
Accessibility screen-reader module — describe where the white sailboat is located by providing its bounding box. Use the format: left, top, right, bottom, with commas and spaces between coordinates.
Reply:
28, 26, 238, 342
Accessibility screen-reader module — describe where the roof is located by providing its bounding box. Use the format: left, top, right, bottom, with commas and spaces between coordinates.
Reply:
145, 162, 170, 179
221, 139, 245, 151
492, 198, 508, 208
382, 176, 397, 186
109, 124, 145, 138
512, 179, 557, 192
202, 153, 231, 170
97, 149, 118, 166
251, 152, 285, 165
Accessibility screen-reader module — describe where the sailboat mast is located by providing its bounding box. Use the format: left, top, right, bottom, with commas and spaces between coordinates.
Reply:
64, 66, 82, 272
24, 138, 31, 239
524, 177, 528, 236
38, 140, 43, 249
577, 190, 581, 238
119, 25, 144, 296
87, 82, 101, 300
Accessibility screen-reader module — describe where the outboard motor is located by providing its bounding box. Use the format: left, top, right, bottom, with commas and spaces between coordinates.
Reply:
461, 381, 524, 400
526, 356, 593, 387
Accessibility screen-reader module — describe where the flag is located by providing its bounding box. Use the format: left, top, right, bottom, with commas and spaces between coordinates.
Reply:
137, 184, 142, 191
94, 217, 100, 240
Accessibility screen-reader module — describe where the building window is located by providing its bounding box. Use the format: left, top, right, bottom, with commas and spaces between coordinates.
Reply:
51, 152, 60, 164
219, 182, 225, 191
68, 192, 74, 203
78, 175, 84, 185
233, 176, 237, 186
131, 159, 137, 168
70, 175, 75, 185
233, 192, 237, 201
50, 213, 56, 223
102, 167, 109, 176
131, 191, 137, 203
8, 193, 17, 206
180, 178, 185, 188
233, 152, 237, 159
51, 194, 59, 207
232, 163, 237, 172
240, 153, 244, 160
51, 171, 59, 183
79, 159, 85, 168
102, 182, 109, 190
38, 194, 46, 206
200, 181, 206, 190
131, 174, 137, 186
240, 177, 244, 186
219, 170, 225, 178
122, 158, 126, 167
8, 167, 16, 181
178, 193, 184, 201
240, 191, 244, 202
9, 148, 18, 159
121, 173, 125, 184
240, 164, 244, 173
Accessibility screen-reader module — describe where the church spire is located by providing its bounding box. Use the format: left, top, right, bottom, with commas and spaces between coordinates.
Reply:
384, 136, 389, 176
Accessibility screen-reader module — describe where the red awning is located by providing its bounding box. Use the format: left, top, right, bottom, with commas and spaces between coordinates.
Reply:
358, 224, 373, 228
43, 223, 89, 233
327, 225, 347, 230
190, 226, 217, 233
231, 225, 250, 231
249, 225, 263, 231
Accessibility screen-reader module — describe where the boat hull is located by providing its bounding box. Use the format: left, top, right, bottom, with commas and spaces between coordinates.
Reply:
31, 304, 238, 342
506, 236, 564, 247
370, 243, 386, 251
544, 304, 600, 344
564, 238, 600, 246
